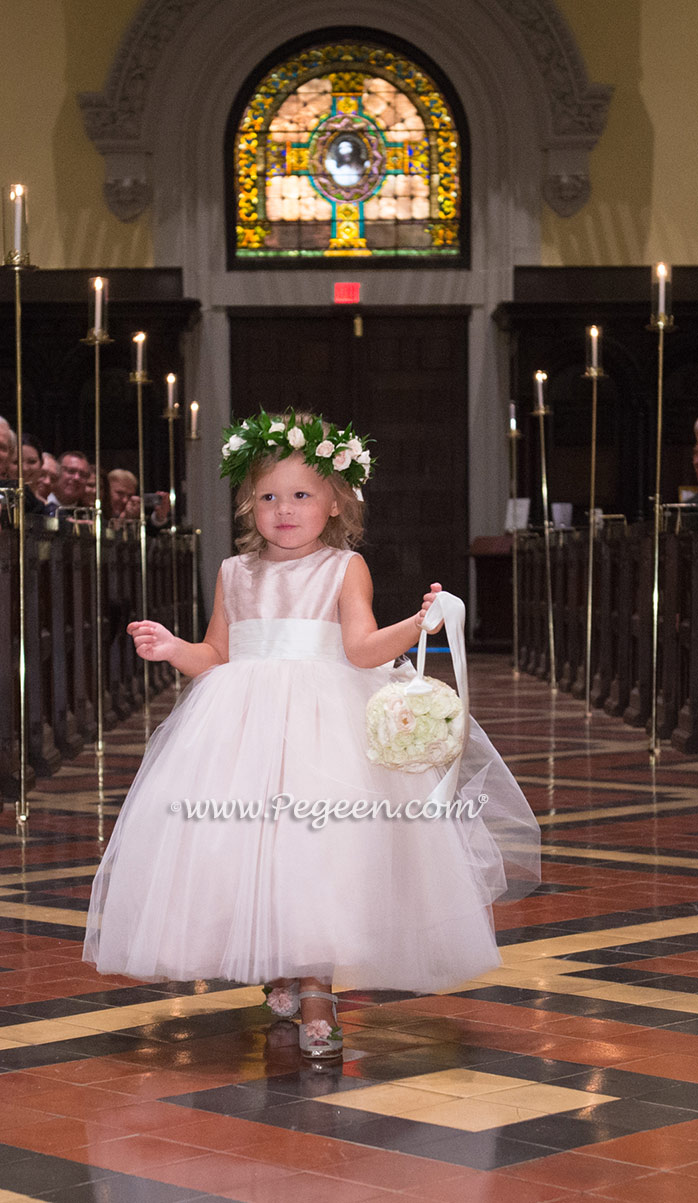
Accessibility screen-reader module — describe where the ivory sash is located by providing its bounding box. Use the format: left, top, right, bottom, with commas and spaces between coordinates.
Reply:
228, 617, 346, 663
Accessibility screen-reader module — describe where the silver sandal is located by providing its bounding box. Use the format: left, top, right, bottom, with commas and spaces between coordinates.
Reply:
298, 989, 343, 1062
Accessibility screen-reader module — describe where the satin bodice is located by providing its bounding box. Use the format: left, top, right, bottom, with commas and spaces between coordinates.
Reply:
221, 546, 356, 624
221, 546, 357, 661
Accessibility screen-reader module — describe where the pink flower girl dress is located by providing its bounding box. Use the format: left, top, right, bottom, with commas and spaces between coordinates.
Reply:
84, 546, 539, 992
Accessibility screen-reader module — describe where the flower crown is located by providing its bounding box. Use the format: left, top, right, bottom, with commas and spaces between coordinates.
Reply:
220, 410, 374, 497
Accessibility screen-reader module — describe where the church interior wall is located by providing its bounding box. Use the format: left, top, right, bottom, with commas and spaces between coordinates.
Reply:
2, 0, 698, 612
3, 1, 697, 270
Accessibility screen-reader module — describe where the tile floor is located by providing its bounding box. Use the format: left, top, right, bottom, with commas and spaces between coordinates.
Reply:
1, 657, 698, 1201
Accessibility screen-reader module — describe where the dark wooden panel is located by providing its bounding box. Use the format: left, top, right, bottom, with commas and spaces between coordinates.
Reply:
496, 268, 698, 525
0, 269, 199, 515
228, 308, 469, 626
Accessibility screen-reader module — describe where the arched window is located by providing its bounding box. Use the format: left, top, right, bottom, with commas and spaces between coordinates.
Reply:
225, 32, 468, 264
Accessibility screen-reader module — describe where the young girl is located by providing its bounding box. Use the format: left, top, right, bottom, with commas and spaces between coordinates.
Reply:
84, 411, 539, 1063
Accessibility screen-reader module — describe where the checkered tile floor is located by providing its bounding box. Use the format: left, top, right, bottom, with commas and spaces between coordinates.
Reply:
1, 656, 698, 1202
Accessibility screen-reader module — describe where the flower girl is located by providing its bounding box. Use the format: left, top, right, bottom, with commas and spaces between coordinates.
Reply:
84, 411, 539, 1062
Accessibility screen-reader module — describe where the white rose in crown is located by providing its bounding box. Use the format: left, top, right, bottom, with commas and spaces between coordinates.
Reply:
315, 440, 335, 458
333, 449, 352, 471
287, 426, 306, 449
346, 437, 363, 457
225, 434, 246, 454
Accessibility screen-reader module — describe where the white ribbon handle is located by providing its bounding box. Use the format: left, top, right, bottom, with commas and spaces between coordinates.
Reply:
411, 591, 470, 807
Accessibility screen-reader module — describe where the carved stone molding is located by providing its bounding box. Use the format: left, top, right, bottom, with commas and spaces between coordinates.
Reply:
543, 173, 590, 218
78, 0, 612, 220
497, 0, 612, 144
103, 178, 152, 223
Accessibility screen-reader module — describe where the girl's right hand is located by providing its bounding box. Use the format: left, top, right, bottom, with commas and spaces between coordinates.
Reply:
127, 620, 177, 662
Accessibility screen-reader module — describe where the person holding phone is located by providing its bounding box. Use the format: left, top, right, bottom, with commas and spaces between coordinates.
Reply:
108, 468, 170, 530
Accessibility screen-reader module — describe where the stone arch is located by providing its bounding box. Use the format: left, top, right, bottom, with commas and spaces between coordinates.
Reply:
80, 0, 611, 223
76, 0, 612, 602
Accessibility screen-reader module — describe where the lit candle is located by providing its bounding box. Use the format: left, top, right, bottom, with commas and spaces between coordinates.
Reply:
132, 331, 146, 375
534, 371, 547, 412
590, 325, 599, 369
656, 262, 667, 316
190, 401, 199, 437
93, 277, 103, 335
11, 185, 23, 254
509, 402, 517, 432
166, 373, 177, 412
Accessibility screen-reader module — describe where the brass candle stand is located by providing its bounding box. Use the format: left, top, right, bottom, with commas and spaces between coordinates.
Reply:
507, 405, 522, 677
191, 528, 201, 643
648, 264, 674, 761
130, 333, 151, 733
3, 184, 35, 828
82, 279, 113, 771
583, 326, 606, 720
163, 375, 181, 694
533, 372, 557, 691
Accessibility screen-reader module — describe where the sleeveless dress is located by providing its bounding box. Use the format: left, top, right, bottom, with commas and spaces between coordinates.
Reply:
83, 546, 540, 991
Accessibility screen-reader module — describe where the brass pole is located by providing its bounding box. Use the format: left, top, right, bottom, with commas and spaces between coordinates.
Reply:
649, 319, 666, 760
533, 373, 557, 692
135, 377, 150, 733
13, 265, 28, 827
191, 527, 201, 643
585, 372, 599, 719
508, 413, 522, 677
165, 405, 181, 693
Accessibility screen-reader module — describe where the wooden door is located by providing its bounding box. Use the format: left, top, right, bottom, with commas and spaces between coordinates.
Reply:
229, 308, 469, 627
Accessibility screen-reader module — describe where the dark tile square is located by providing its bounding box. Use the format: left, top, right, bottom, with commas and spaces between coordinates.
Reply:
499, 1113, 622, 1151
71, 987, 170, 1008
0, 1143, 35, 1168
581, 1098, 698, 1133
165, 1082, 293, 1116
253, 1068, 383, 1098
0, 1040, 93, 1071
39, 1174, 216, 1202
0, 1152, 114, 1196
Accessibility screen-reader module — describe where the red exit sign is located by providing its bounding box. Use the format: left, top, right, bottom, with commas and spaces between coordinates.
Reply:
334, 282, 361, 304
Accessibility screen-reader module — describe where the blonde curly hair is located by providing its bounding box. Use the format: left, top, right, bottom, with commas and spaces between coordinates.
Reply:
234, 412, 365, 554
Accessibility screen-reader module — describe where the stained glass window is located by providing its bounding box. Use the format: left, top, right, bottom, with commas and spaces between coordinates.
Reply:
230, 38, 465, 261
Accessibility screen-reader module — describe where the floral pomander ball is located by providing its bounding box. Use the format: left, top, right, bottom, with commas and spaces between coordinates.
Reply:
366, 678, 465, 773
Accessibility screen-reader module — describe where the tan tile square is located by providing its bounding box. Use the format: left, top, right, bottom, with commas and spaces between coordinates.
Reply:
393, 1096, 546, 1131
483, 1083, 616, 1111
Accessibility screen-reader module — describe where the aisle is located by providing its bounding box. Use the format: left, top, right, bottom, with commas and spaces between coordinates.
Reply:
1, 658, 698, 1203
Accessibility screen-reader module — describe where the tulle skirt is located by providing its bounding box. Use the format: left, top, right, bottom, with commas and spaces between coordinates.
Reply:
83, 657, 540, 991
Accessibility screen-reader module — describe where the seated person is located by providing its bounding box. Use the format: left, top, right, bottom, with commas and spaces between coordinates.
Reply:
45, 451, 90, 512
0, 420, 48, 518
108, 468, 170, 530
38, 453, 60, 504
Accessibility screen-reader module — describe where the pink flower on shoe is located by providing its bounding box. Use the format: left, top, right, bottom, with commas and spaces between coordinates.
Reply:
266, 988, 296, 1017
304, 1019, 333, 1041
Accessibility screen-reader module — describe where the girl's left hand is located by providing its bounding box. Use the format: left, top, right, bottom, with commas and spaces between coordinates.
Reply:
416, 582, 444, 632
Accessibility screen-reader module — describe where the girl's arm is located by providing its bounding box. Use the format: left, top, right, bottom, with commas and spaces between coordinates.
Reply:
127, 568, 228, 677
339, 555, 442, 669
